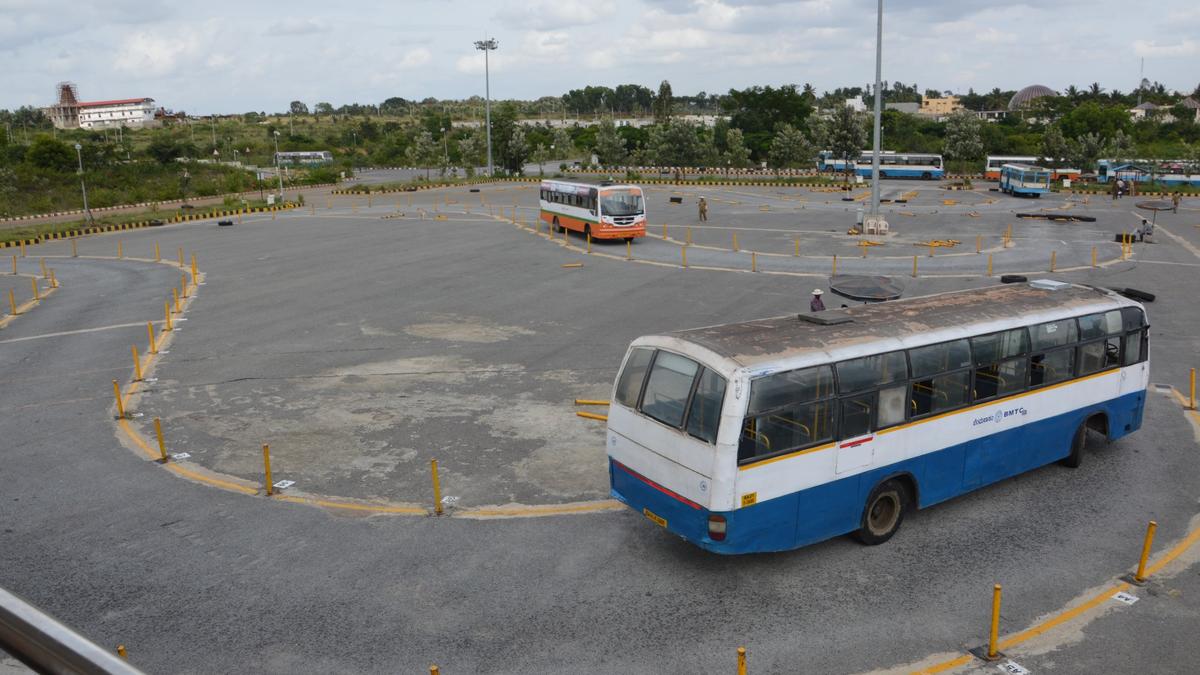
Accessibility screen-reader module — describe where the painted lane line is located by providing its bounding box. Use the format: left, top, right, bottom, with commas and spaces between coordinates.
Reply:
0, 320, 166, 344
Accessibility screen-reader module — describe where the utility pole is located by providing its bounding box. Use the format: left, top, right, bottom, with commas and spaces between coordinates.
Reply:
474, 38, 498, 176
74, 143, 94, 224
273, 131, 285, 200
865, 0, 888, 234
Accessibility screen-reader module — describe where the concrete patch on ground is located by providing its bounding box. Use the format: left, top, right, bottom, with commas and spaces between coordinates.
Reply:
402, 313, 536, 343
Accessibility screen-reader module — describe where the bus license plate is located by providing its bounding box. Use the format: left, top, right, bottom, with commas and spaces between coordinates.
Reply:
643, 508, 667, 528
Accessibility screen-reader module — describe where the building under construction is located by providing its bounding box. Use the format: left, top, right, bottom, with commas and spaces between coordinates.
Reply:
46, 82, 159, 130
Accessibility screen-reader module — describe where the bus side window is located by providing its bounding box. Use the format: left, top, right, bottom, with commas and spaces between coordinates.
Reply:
971, 328, 1029, 402
615, 348, 655, 408
908, 340, 972, 417
685, 368, 727, 444
639, 352, 700, 429
739, 366, 835, 464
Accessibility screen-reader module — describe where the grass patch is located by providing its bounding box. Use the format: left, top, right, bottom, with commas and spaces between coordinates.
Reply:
0, 199, 281, 245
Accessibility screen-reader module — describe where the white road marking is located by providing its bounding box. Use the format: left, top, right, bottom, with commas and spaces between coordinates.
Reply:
0, 320, 161, 345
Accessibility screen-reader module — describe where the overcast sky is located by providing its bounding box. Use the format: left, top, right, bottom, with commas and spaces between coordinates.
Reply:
3, 0, 1199, 114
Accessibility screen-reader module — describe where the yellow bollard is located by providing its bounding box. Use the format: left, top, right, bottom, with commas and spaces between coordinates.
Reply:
11, 254, 16, 274
191, 254, 197, 279
794, 237, 800, 257
164, 302, 173, 331
1134, 520, 1158, 583
132, 345, 143, 381
181, 275, 188, 298
118, 240, 123, 259
154, 417, 168, 462
1190, 368, 1195, 410
663, 223, 668, 239
178, 248, 184, 268
912, 255, 918, 278
20, 240, 26, 257
431, 459, 443, 516
49, 269, 57, 288
682, 246, 688, 268
7, 289, 16, 316
751, 251, 757, 272
272, 208, 277, 220
587, 233, 592, 254
1050, 251, 1057, 272
40, 258, 47, 278
987, 254, 993, 277
172, 288, 180, 314
263, 444, 274, 496
987, 584, 1002, 659
327, 198, 332, 210
686, 227, 693, 246
928, 241, 935, 258
31, 277, 39, 302
832, 254, 838, 276
154, 241, 160, 261
732, 232, 739, 251
626, 239, 632, 260
238, 210, 243, 224
112, 380, 126, 419
147, 322, 157, 353
737, 646, 747, 675
976, 234, 982, 254
1092, 247, 1097, 268
117, 645, 127, 660
72, 239, 78, 257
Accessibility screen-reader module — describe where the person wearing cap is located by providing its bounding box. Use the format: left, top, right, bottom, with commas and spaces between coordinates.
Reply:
810, 288, 826, 312
698, 196, 708, 222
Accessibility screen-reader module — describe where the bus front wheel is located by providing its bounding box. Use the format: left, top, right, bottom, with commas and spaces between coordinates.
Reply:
552, 217, 563, 233
922, 172, 932, 180
1060, 422, 1088, 468
854, 479, 909, 545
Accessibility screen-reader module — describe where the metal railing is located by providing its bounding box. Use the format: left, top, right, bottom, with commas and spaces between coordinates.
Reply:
0, 586, 144, 674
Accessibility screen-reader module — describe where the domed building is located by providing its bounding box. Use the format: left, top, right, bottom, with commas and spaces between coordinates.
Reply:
1008, 85, 1058, 110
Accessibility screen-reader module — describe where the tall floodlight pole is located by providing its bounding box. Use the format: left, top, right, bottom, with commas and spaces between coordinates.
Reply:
475, 38, 498, 176
273, 131, 285, 199
868, 0, 884, 221
74, 143, 93, 224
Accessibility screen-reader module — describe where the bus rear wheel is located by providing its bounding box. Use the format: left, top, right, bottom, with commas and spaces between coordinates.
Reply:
854, 479, 909, 545
1060, 422, 1088, 468
922, 172, 932, 180
552, 217, 563, 233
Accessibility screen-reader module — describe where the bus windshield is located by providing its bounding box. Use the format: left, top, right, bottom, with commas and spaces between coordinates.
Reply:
600, 190, 644, 216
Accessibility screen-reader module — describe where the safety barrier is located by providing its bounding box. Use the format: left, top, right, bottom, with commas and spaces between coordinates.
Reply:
0, 584, 145, 674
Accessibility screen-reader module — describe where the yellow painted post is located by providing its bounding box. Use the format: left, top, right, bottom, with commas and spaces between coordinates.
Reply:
40, 258, 47, 278
687, 227, 693, 246
928, 241, 935, 257
112, 380, 126, 419
191, 254, 198, 279
31, 277, 39, 302
732, 232, 739, 251
117, 645, 127, 660
154, 417, 168, 462
586, 233, 592, 254
132, 345, 143, 381
368, 193, 373, 208
912, 255, 918, 278
11, 255, 16, 274
626, 239, 632, 260
832, 254, 838, 276
987, 253, 993, 276
737, 647, 747, 675
181, 275, 188, 298
976, 234, 982, 254
20, 240, 26, 257
1092, 247, 1097, 268
431, 667, 440, 675
238, 210, 243, 224
147, 322, 157, 353
1134, 521, 1158, 583
263, 444, 274, 496
49, 269, 57, 288
178, 247, 184, 268
1050, 251, 1057, 272
7, 289, 16, 316
663, 223, 668, 239
272, 208, 277, 220
431, 459, 443, 516
71, 239, 78, 257
751, 251, 757, 272
1190, 368, 1196, 410
118, 240, 123, 259
164, 303, 173, 331
172, 288, 180, 313
794, 238, 800, 257
681, 246, 688, 268
154, 242, 160, 261
987, 584, 1002, 660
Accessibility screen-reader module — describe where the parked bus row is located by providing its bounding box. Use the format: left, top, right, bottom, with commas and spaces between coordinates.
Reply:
607, 283, 1148, 554
817, 151, 945, 179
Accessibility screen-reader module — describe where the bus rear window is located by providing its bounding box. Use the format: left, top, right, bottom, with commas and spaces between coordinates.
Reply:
686, 369, 727, 444
615, 348, 654, 408
640, 352, 700, 428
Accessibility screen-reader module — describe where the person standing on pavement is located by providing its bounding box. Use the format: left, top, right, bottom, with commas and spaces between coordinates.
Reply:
810, 288, 826, 312
1173, 192, 1182, 213
698, 196, 708, 222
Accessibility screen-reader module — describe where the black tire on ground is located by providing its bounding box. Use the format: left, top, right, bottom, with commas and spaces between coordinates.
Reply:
552, 217, 562, 233
469, 188, 480, 193
922, 172, 931, 180
1000, 274, 1028, 284
1060, 422, 1087, 468
583, 224, 591, 240
217, 220, 234, 227
1121, 287, 1156, 302
854, 479, 910, 545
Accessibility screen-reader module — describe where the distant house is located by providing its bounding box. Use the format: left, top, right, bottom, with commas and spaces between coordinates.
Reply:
885, 102, 920, 114
45, 83, 158, 130
919, 95, 962, 116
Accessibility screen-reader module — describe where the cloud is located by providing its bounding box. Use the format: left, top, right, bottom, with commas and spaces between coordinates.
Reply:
1132, 38, 1198, 57
113, 31, 202, 77
265, 18, 326, 36
397, 47, 432, 69
495, 0, 616, 29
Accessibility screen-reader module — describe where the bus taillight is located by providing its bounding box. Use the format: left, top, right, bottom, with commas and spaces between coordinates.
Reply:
708, 514, 727, 541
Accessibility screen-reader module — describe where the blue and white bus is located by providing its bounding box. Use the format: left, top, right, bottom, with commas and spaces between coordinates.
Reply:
1097, 159, 1200, 187
607, 282, 1149, 554
1000, 163, 1052, 197
818, 151, 944, 179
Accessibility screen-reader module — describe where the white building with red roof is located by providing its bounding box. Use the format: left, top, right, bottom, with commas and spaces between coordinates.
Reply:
45, 83, 158, 130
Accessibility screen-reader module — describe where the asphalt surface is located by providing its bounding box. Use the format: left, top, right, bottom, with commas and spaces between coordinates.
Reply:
1, 182, 1198, 674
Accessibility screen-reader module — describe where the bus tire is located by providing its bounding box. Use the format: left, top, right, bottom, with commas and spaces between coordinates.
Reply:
854, 479, 909, 545
922, 172, 931, 180
1060, 422, 1087, 468
1000, 274, 1027, 284
552, 217, 562, 233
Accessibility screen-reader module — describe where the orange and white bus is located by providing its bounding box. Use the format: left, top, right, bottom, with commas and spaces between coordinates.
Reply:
985, 156, 1080, 182
540, 179, 646, 240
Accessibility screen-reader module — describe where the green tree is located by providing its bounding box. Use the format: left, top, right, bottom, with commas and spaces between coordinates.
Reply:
405, 131, 439, 179
645, 119, 703, 166
806, 116, 829, 151
593, 119, 627, 166
1068, 132, 1109, 171
313, 102, 334, 116
146, 136, 186, 165
943, 110, 984, 161
1110, 129, 1135, 161
506, 126, 530, 175
551, 127, 573, 158
827, 105, 865, 179
724, 128, 752, 168
457, 129, 485, 176
768, 123, 816, 171
289, 101, 309, 115
721, 85, 812, 159
26, 136, 75, 171
1040, 125, 1069, 169
653, 80, 674, 124
1059, 102, 1129, 139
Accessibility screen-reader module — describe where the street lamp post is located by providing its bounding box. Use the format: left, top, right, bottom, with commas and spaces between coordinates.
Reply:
74, 143, 93, 224
440, 126, 448, 168
865, 0, 887, 233
474, 38, 498, 176
273, 131, 285, 200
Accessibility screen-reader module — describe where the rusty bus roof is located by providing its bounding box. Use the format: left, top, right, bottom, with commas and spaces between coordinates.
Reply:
667, 283, 1131, 369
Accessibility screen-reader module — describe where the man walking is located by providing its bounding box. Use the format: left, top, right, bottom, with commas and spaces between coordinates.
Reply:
810, 288, 826, 312
1173, 192, 1182, 213
698, 196, 708, 222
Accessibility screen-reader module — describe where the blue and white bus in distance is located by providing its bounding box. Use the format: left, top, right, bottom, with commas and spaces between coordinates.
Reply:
1097, 159, 1200, 187
607, 282, 1149, 554
818, 151, 944, 179
1000, 163, 1052, 197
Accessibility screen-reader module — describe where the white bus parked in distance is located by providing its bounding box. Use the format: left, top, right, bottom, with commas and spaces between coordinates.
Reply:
539, 179, 646, 240
607, 282, 1149, 554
